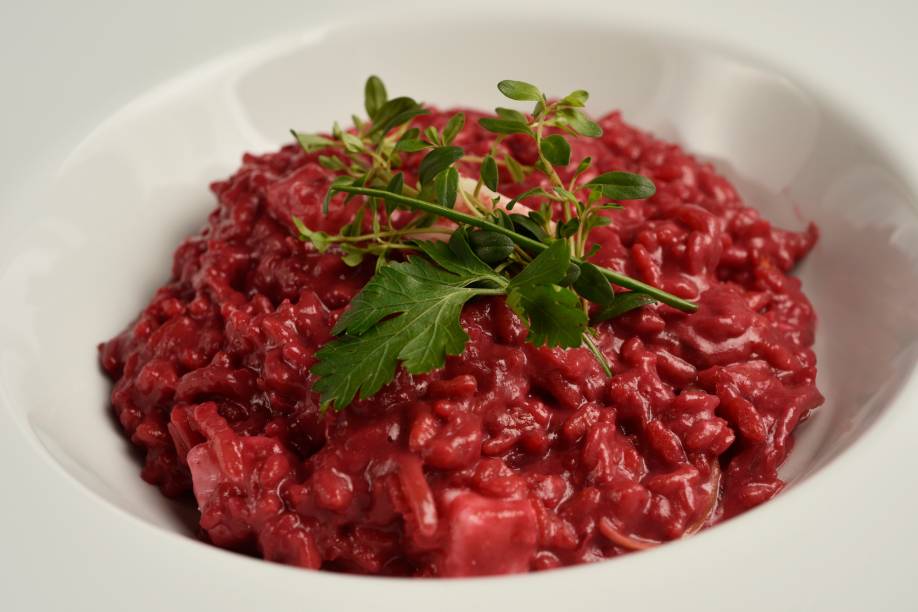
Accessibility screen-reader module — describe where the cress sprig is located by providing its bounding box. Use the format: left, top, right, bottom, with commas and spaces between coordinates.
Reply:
291, 76, 697, 411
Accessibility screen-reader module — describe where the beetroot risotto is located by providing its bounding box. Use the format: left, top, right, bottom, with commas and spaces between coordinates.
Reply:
99, 78, 823, 576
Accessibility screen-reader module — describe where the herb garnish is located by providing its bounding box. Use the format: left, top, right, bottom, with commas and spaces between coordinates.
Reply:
292, 77, 697, 410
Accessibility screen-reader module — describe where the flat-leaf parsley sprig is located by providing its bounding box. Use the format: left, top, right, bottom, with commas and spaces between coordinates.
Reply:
291, 76, 697, 411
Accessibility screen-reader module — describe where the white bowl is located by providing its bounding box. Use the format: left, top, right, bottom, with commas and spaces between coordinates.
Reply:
2, 2, 917, 610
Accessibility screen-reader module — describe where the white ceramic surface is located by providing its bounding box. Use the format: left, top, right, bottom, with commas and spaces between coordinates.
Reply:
2, 2, 917, 611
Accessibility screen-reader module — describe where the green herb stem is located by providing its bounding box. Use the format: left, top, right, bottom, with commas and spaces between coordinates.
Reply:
332, 185, 698, 313
332, 226, 454, 243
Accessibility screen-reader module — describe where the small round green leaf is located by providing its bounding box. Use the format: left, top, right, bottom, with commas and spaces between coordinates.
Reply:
341, 132, 364, 153
591, 292, 657, 324
469, 230, 515, 264
368, 97, 428, 139
481, 155, 499, 192
561, 89, 589, 107
394, 138, 430, 152
383, 172, 404, 214
556, 218, 580, 239
385, 172, 404, 200
323, 176, 353, 213
418, 146, 464, 185
504, 154, 527, 183
364, 75, 388, 119
478, 117, 532, 135
318, 155, 346, 171
292, 216, 331, 253
559, 262, 581, 287
573, 263, 615, 305
443, 112, 466, 145
399, 127, 420, 140
497, 79, 542, 102
559, 108, 603, 138
495, 107, 528, 123
509, 213, 549, 244
586, 171, 656, 200
339, 244, 365, 267
424, 125, 441, 146
540, 134, 571, 167
506, 187, 546, 210
489, 209, 514, 231
291, 130, 335, 152
435, 166, 459, 208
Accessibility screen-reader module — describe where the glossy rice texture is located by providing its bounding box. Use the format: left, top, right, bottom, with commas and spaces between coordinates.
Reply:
99, 109, 823, 576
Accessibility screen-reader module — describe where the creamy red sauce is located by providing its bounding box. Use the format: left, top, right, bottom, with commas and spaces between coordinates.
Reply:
99, 108, 823, 576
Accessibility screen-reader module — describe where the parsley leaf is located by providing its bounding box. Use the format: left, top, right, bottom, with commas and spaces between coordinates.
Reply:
293, 216, 331, 253
507, 239, 570, 290
504, 239, 588, 348
506, 284, 588, 348
312, 236, 504, 411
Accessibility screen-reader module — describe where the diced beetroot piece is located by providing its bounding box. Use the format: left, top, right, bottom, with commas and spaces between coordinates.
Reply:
439, 491, 538, 576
